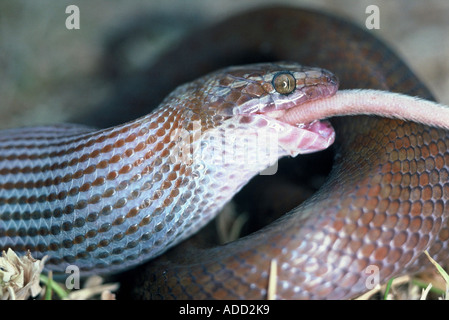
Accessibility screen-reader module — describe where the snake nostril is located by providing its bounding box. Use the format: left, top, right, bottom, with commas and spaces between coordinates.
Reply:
322, 70, 339, 88
329, 75, 339, 86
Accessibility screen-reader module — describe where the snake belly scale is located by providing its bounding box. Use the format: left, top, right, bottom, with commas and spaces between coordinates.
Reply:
1, 6, 449, 300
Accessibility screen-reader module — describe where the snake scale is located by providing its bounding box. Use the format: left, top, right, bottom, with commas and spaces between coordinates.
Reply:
2, 6, 449, 300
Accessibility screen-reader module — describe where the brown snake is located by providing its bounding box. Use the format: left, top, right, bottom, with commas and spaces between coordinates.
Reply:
2, 7, 449, 300
122, 7, 449, 299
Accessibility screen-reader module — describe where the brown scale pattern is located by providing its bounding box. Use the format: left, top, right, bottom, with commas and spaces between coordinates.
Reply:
122, 7, 449, 299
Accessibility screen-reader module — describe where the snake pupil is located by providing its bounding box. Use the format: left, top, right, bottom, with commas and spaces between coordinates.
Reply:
273, 72, 296, 95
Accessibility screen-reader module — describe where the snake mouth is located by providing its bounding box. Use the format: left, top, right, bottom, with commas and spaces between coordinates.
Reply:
236, 100, 337, 157
277, 119, 335, 156
237, 111, 335, 157
235, 106, 336, 158
240, 95, 337, 157
270, 116, 336, 157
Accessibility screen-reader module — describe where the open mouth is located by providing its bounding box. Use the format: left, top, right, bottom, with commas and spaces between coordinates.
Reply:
247, 95, 337, 157
256, 113, 336, 157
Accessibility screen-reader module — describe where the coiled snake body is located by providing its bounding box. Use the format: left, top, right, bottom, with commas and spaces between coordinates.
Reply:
2, 7, 449, 299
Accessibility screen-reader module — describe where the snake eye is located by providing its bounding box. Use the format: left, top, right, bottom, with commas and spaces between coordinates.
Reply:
272, 72, 296, 95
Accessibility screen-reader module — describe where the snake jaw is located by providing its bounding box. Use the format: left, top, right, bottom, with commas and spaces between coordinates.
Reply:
233, 101, 337, 157
248, 113, 336, 157
277, 120, 335, 156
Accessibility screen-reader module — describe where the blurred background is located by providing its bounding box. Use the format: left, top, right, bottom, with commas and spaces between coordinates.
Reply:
0, 0, 448, 128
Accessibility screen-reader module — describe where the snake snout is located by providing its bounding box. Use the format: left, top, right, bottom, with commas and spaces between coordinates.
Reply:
302, 69, 339, 100
322, 69, 339, 89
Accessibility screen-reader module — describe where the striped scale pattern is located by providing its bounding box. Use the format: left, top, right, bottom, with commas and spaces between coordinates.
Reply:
0, 104, 223, 273
0, 63, 335, 275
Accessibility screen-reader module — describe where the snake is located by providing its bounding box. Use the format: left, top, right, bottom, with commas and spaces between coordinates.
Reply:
1, 6, 449, 300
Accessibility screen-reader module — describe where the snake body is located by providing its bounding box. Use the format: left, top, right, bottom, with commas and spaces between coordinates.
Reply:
0, 62, 336, 274
123, 7, 449, 299
2, 7, 449, 300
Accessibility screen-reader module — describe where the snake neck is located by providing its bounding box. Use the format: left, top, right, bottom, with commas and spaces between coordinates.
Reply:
0, 84, 283, 275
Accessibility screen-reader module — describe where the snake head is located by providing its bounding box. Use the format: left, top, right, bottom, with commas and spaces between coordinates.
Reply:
189, 62, 338, 157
